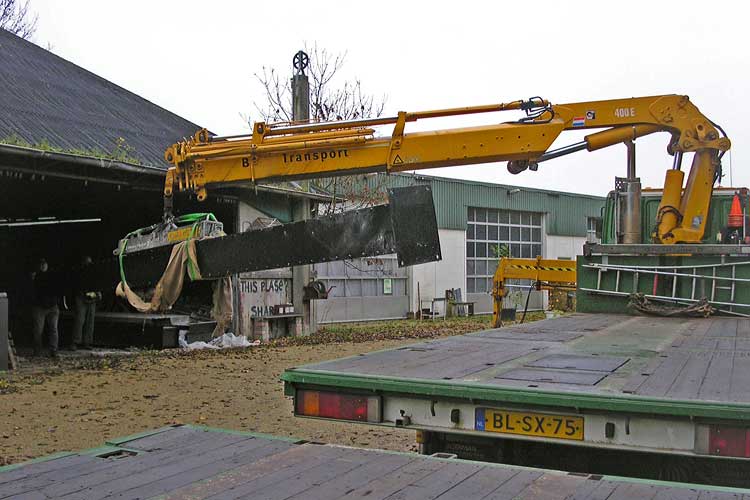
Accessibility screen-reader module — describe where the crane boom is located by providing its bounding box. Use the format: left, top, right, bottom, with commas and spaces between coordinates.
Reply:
164, 95, 730, 243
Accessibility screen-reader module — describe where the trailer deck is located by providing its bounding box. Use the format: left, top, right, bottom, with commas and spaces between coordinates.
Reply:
2, 424, 748, 499
285, 313, 750, 406
282, 314, 750, 476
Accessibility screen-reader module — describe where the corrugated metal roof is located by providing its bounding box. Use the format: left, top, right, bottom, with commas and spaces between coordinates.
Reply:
0, 29, 200, 168
367, 172, 606, 237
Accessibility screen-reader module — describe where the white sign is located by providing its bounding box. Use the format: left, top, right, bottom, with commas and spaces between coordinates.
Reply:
239, 278, 292, 318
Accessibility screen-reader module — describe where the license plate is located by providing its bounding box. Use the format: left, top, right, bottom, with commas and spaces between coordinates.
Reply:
475, 408, 584, 441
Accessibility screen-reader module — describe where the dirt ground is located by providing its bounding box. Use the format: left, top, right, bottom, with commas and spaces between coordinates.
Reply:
2, 315, 532, 466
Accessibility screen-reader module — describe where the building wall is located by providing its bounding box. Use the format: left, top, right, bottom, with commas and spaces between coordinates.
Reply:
312, 174, 605, 323
313, 222, 559, 320
361, 173, 605, 236
467, 290, 549, 316
235, 200, 294, 338
545, 235, 588, 260
409, 218, 581, 316
237, 202, 269, 230
409, 229, 466, 312
315, 217, 591, 321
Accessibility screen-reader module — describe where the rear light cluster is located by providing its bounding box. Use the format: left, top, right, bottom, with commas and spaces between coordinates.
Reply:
709, 425, 750, 458
295, 390, 381, 423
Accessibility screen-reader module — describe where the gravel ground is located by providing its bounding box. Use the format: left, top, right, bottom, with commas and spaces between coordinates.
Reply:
0, 314, 542, 466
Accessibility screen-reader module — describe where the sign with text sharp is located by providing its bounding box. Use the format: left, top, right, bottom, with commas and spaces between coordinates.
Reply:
239, 278, 292, 318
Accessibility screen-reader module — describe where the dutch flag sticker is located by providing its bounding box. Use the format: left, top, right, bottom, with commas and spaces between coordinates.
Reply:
572, 117, 586, 127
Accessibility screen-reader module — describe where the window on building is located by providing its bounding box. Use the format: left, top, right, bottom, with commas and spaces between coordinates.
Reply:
466, 208, 543, 293
587, 217, 601, 243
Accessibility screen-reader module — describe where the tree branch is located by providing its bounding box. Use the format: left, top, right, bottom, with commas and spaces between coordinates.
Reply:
248, 44, 389, 210
0, 0, 37, 40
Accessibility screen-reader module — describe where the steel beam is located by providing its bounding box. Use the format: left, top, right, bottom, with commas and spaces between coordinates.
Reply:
117, 185, 440, 288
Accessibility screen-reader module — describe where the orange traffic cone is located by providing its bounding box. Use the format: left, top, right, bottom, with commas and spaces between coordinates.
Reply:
728, 194, 744, 228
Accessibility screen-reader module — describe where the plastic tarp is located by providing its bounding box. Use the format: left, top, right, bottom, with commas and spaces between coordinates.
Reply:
178, 331, 260, 350
116, 239, 233, 338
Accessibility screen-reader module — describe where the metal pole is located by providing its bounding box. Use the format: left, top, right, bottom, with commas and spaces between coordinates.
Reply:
290, 50, 315, 335
621, 140, 642, 244
626, 140, 636, 179
672, 151, 684, 170
536, 141, 588, 163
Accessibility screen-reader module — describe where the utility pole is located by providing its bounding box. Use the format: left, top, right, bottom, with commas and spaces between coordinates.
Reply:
292, 50, 310, 123
290, 50, 316, 335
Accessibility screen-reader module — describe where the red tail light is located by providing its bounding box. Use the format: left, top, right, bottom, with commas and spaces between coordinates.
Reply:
295, 390, 381, 423
709, 426, 750, 458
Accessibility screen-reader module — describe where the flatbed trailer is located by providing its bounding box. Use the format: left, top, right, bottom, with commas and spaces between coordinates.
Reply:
3, 424, 749, 499
282, 313, 750, 487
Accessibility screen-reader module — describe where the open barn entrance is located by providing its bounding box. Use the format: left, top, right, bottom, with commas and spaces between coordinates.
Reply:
0, 164, 236, 349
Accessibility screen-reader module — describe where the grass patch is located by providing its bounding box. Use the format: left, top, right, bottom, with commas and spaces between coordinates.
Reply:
0, 378, 16, 394
271, 312, 546, 347
1, 134, 141, 165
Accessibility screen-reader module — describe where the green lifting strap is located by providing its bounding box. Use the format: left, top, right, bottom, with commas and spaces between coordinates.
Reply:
118, 213, 217, 288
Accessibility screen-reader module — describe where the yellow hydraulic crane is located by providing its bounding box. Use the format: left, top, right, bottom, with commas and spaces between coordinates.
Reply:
491, 257, 577, 327
160, 95, 730, 328
165, 95, 729, 244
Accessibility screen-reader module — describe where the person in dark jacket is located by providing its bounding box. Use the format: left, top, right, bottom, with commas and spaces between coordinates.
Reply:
71, 255, 100, 350
31, 258, 61, 358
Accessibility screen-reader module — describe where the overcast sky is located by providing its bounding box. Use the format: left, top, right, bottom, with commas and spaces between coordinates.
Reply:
32, 0, 748, 197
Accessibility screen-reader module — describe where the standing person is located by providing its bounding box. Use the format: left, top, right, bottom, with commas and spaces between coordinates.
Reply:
31, 258, 61, 358
72, 255, 99, 350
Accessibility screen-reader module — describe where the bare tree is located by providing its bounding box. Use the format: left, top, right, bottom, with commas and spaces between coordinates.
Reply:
0, 0, 37, 40
251, 44, 389, 212
253, 44, 385, 124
